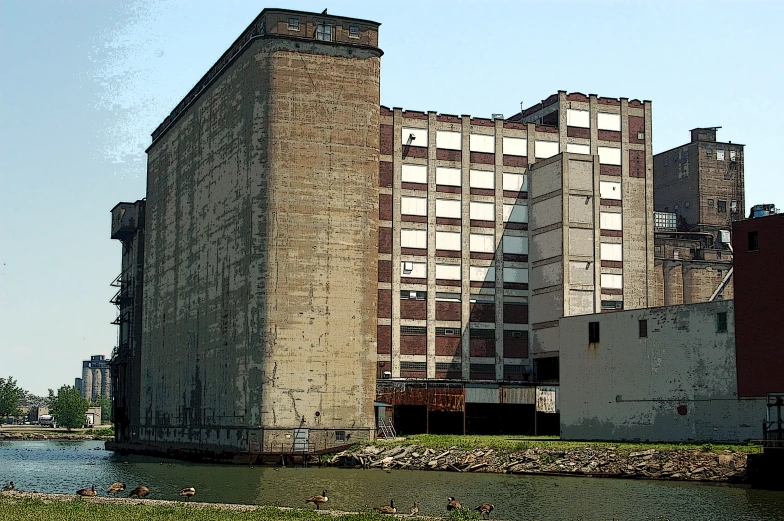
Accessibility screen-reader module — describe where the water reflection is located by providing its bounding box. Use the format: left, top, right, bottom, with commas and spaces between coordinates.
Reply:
1, 440, 783, 520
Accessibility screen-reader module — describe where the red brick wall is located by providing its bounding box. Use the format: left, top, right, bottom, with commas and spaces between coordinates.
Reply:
377, 289, 391, 318
379, 194, 392, 220
435, 336, 461, 356
379, 161, 392, 188
379, 227, 392, 253
469, 303, 495, 322
732, 214, 784, 397
401, 299, 426, 320
629, 149, 645, 178
503, 303, 528, 324
378, 260, 391, 283
503, 334, 529, 358
436, 301, 461, 321
377, 325, 391, 354
380, 124, 393, 155
470, 338, 495, 357
629, 116, 645, 144
401, 333, 426, 355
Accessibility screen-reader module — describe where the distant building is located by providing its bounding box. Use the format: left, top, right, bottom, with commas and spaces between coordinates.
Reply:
75, 355, 111, 402
652, 128, 743, 305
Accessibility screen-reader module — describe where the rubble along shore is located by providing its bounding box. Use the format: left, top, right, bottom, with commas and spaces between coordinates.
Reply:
328, 444, 750, 483
0, 432, 113, 441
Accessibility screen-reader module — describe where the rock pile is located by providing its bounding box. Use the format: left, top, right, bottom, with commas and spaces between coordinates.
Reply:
0, 432, 112, 441
328, 444, 748, 483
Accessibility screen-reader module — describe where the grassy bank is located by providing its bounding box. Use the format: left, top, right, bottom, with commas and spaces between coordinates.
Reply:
364, 434, 759, 454
0, 496, 480, 521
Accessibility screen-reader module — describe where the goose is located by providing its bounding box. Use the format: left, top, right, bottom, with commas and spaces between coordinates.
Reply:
179, 487, 196, 501
129, 485, 150, 498
474, 503, 494, 518
107, 482, 126, 496
410, 501, 419, 516
447, 497, 461, 511
375, 499, 396, 514
2, 482, 14, 492
305, 490, 328, 510
76, 484, 97, 497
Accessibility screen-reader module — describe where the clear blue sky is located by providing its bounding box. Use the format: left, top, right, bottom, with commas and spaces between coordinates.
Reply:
1, 0, 782, 396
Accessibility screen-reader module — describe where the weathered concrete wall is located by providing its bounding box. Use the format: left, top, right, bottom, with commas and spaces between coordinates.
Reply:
140, 30, 380, 454
560, 300, 766, 442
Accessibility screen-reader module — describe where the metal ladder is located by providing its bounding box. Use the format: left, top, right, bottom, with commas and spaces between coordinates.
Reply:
378, 418, 396, 439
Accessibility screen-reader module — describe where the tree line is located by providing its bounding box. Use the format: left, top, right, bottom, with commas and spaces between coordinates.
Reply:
0, 375, 111, 431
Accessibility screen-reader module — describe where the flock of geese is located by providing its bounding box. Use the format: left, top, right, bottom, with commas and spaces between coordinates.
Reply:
304, 490, 494, 518
4, 480, 493, 517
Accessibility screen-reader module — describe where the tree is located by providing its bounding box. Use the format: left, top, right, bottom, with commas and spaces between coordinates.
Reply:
0, 376, 23, 418
91, 395, 112, 425
48, 386, 88, 431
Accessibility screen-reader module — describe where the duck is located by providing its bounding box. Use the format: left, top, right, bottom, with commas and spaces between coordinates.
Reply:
447, 497, 462, 511
76, 484, 97, 497
305, 490, 328, 510
179, 487, 196, 501
2, 482, 14, 492
474, 503, 495, 518
375, 499, 396, 514
410, 501, 419, 516
107, 482, 126, 496
129, 485, 150, 498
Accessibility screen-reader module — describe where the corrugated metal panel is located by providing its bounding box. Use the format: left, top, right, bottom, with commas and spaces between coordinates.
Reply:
502, 386, 535, 404
465, 385, 500, 404
536, 386, 558, 413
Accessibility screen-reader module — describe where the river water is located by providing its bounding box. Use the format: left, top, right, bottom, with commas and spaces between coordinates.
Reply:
1, 440, 783, 520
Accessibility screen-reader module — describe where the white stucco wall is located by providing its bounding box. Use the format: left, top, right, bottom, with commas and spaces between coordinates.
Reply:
560, 300, 766, 442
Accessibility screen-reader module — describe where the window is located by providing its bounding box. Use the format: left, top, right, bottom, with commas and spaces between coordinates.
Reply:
335, 430, 346, 442
401, 361, 426, 371
288, 18, 300, 31
717, 200, 727, 213
717, 150, 725, 161
349, 26, 360, 38
708, 199, 714, 208
589, 322, 600, 343
684, 201, 690, 208
716, 312, 728, 333
470, 328, 495, 338
730, 150, 737, 161
503, 330, 527, 339
400, 291, 426, 300
470, 363, 495, 373
401, 326, 426, 335
436, 362, 462, 371
601, 300, 623, 311
435, 327, 460, 336
731, 200, 738, 213
639, 319, 648, 338
316, 23, 333, 41
748, 231, 759, 251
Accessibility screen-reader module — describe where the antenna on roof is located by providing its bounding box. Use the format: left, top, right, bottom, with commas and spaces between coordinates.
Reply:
322, 8, 328, 14
520, 101, 524, 113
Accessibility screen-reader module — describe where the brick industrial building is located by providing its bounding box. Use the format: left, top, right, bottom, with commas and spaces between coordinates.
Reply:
107, 7, 742, 459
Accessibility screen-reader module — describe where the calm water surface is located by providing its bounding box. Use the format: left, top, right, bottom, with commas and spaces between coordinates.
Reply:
1, 440, 783, 520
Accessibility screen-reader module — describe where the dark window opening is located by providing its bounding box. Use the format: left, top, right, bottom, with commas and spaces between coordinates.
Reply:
716, 312, 728, 333
748, 231, 759, 251
534, 356, 559, 381
349, 25, 360, 38
717, 200, 727, 213
401, 326, 426, 335
601, 300, 623, 311
400, 290, 426, 300
639, 319, 648, 338
288, 18, 300, 31
335, 430, 345, 442
400, 361, 426, 371
316, 23, 333, 41
470, 328, 495, 338
435, 362, 461, 372
589, 321, 600, 343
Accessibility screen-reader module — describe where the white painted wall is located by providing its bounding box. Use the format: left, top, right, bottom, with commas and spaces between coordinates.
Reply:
502, 137, 527, 156
436, 130, 461, 150
535, 140, 559, 159
503, 267, 528, 283
470, 134, 495, 153
401, 229, 426, 249
435, 263, 461, 280
503, 173, 527, 192
600, 243, 623, 261
436, 231, 461, 251
401, 196, 427, 216
559, 301, 766, 442
402, 164, 427, 184
566, 109, 590, 128
470, 201, 495, 221
435, 199, 461, 218
597, 113, 621, 131
470, 169, 494, 189
601, 273, 623, 289
401, 261, 427, 278
436, 167, 461, 186
600, 212, 623, 230
502, 235, 528, 254
599, 181, 622, 200
503, 203, 528, 223
469, 265, 495, 282
598, 146, 621, 165
470, 233, 495, 253
402, 126, 428, 145
566, 143, 590, 155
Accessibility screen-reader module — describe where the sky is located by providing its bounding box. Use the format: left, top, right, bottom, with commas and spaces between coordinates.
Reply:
1, 0, 782, 397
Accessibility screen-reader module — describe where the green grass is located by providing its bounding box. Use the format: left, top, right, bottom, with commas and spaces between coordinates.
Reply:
0, 497, 417, 521
85, 427, 115, 437
358, 434, 759, 454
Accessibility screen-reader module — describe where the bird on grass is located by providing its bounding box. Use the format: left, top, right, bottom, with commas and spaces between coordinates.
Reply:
129, 485, 150, 498
107, 482, 125, 496
474, 503, 495, 518
76, 484, 97, 497
2, 482, 14, 492
375, 499, 396, 514
410, 501, 419, 516
447, 497, 462, 511
305, 490, 328, 510
179, 487, 196, 501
